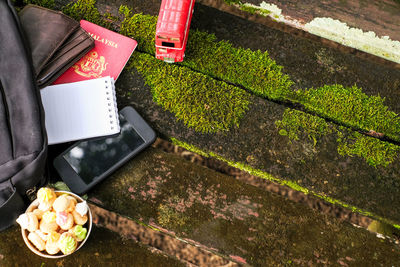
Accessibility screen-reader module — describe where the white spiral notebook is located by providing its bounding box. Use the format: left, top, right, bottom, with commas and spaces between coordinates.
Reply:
40, 76, 120, 145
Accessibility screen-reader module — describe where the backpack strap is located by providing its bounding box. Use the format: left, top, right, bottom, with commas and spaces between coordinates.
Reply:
0, 0, 48, 231
0, 179, 25, 231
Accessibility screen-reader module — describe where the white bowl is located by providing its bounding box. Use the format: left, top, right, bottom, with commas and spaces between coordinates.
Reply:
21, 190, 92, 258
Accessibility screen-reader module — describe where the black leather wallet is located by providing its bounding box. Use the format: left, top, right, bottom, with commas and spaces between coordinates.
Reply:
19, 5, 94, 87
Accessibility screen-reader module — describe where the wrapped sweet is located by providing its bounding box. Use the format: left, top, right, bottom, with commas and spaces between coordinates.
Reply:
16, 212, 38, 232
32, 209, 44, 220
35, 230, 48, 242
75, 201, 88, 217
40, 211, 58, 233
53, 195, 71, 212
72, 210, 88, 225
73, 201, 88, 225
69, 225, 87, 242
56, 211, 74, 230
37, 188, 57, 211
28, 232, 46, 251
45, 231, 61, 255
58, 233, 77, 255
65, 196, 77, 213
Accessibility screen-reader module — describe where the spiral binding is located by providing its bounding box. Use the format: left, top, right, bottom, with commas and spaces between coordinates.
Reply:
104, 76, 120, 132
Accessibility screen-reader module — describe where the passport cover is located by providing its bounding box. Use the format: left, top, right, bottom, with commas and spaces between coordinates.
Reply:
53, 20, 137, 84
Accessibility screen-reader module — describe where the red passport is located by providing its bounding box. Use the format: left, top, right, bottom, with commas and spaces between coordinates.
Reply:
53, 20, 137, 84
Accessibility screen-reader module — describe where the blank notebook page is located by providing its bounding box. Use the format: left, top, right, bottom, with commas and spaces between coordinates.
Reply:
40, 76, 119, 145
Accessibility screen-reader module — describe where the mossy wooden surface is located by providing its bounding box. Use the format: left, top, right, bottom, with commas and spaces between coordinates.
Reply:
88, 147, 400, 266
0, 225, 184, 266
119, 5, 400, 141
130, 52, 251, 133
275, 109, 400, 168
293, 84, 400, 142
24, 0, 400, 142
27, 0, 400, 224
117, 67, 400, 225
19, 0, 400, 227
190, 4, 400, 142
83, 0, 400, 142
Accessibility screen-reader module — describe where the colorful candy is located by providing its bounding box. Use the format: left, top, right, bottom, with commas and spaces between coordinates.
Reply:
58, 233, 77, 255
16, 187, 90, 256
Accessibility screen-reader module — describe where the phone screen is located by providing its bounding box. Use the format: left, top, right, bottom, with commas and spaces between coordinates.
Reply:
63, 114, 145, 184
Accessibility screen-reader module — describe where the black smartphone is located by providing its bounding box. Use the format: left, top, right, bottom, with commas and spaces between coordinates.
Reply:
53, 106, 156, 195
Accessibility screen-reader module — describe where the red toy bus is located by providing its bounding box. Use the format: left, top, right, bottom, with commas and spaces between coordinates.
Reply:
155, 0, 195, 63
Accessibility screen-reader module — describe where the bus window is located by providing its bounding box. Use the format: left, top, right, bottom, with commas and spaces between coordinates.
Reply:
162, 41, 175, 48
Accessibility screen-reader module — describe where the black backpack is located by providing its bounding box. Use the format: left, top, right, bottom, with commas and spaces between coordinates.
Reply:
0, 0, 47, 230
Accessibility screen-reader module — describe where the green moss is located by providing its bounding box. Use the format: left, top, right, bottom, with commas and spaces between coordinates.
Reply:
22, 0, 54, 8
282, 180, 310, 195
223, 0, 242, 4
239, 5, 258, 14
293, 84, 400, 142
275, 108, 398, 167
239, 4, 271, 16
119, 10, 293, 101
62, 0, 108, 27
185, 31, 293, 101
158, 204, 190, 229
259, 9, 272, 16
337, 131, 399, 168
275, 108, 332, 146
119, 7, 157, 55
130, 52, 251, 133
170, 138, 211, 157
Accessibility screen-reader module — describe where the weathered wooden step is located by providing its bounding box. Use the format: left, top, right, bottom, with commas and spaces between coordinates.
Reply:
90, 204, 238, 266
19, 0, 400, 226
52, 0, 400, 225
93, 0, 400, 115
117, 66, 400, 225
188, 3, 400, 112
100, 0, 400, 225
197, 0, 400, 72
0, 224, 185, 266
88, 146, 400, 266
213, 0, 400, 42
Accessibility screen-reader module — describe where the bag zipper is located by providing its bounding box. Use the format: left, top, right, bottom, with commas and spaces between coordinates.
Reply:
26, 186, 37, 202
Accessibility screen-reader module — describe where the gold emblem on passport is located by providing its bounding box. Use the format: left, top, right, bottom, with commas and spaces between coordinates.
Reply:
73, 51, 108, 78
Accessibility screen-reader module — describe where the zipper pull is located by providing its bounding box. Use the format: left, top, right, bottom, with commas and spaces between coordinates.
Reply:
26, 186, 37, 202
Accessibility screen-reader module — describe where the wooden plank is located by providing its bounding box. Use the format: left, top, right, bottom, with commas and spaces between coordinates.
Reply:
20, 0, 400, 227
117, 66, 400, 225
76, 0, 400, 223
236, 0, 400, 41
91, 204, 238, 266
188, 2, 400, 113
88, 147, 400, 266
0, 225, 185, 266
